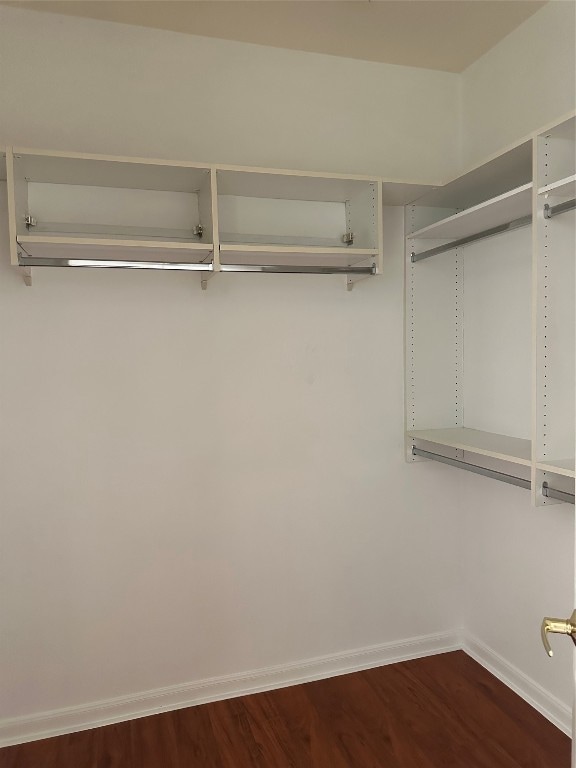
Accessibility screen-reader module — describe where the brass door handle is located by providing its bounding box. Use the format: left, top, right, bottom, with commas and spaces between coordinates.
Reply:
541, 610, 576, 656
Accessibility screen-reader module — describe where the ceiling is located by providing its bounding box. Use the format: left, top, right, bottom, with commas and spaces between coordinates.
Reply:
7, 1, 547, 73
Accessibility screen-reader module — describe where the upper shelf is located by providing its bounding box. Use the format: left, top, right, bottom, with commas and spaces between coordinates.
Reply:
410, 141, 532, 214
409, 183, 533, 241
10, 149, 211, 192
538, 174, 576, 197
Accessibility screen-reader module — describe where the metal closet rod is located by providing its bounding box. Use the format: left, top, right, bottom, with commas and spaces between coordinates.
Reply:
18, 256, 214, 271
411, 214, 532, 263
220, 264, 376, 275
413, 447, 575, 504
412, 446, 531, 490
18, 257, 375, 276
542, 482, 575, 505
544, 199, 576, 219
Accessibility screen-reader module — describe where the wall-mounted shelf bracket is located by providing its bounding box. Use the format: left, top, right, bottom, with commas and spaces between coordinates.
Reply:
542, 482, 575, 505
543, 200, 576, 219
19, 265, 32, 286
411, 214, 532, 262
346, 265, 376, 291
201, 271, 214, 291
15, 246, 33, 286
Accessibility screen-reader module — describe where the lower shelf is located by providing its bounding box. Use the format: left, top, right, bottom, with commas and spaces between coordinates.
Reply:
535, 459, 576, 479
17, 236, 213, 264
219, 244, 377, 267
408, 427, 532, 467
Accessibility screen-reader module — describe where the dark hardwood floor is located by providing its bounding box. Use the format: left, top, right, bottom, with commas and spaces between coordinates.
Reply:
0, 651, 570, 767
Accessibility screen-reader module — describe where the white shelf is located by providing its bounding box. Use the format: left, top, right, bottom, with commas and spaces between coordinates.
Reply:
408, 427, 532, 467
410, 141, 532, 213
219, 233, 345, 248
410, 183, 533, 240
28, 222, 205, 242
12, 148, 210, 192
536, 459, 576, 479
17, 236, 213, 263
219, 243, 376, 267
215, 168, 377, 202
538, 175, 576, 197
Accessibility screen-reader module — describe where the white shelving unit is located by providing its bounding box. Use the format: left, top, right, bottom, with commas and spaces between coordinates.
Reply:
6, 149, 216, 284
215, 167, 383, 279
406, 138, 536, 487
406, 115, 576, 506
5, 147, 434, 289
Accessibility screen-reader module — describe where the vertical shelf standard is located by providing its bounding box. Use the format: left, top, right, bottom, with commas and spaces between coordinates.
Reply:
533, 116, 576, 505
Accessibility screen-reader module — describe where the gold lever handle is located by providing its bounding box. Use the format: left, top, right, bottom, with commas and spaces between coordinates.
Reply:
541, 610, 576, 657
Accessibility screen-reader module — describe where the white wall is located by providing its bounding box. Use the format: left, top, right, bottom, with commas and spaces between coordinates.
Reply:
459, 0, 576, 715
461, 0, 576, 168
0, 6, 464, 723
0, 6, 459, 182
461, 476, 574, 709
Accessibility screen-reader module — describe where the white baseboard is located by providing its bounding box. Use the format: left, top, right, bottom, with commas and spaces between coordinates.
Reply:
0, 630, 459, 748
3, 630, 569, 748
462, 631, 572, 736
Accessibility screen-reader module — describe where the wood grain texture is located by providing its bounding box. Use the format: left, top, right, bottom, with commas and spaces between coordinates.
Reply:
0, 651, 569, 768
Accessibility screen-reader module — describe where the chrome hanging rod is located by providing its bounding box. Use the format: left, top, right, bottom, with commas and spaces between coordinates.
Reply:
412, 446, 531, 490
17, 256, 375, 276
544, 199, 576, 219
220, 264, 376, 275
18, 256, 214, 271
542, 482, 575, 505
411, 214, 532, 263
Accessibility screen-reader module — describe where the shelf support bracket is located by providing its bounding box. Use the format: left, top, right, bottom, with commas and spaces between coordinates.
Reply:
16, 248, 32, 286
201, 272, 214, 291
19, 266, 32, 287
346, 270, 373, 291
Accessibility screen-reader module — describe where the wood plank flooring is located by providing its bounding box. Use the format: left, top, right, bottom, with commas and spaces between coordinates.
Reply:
0, 651, 570, 767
